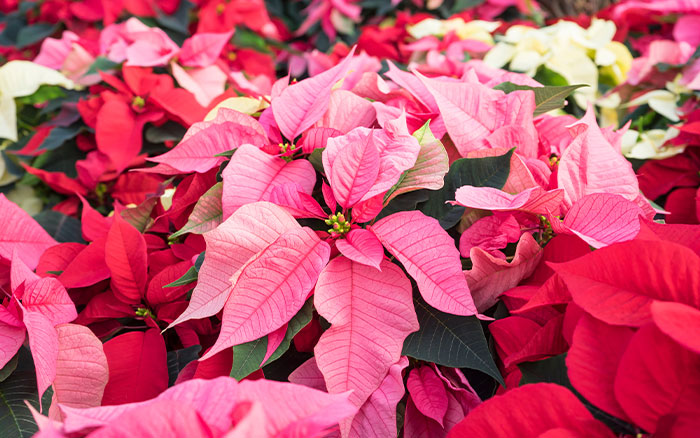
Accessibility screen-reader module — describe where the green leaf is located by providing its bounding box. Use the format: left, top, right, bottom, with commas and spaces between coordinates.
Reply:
233, 27, 271, 53
85, 57, 121, 76
419, 149, 513, 229
519, 353, 571, 387
0, 354, 18, 383
120, 198, 158, 232
166, 345, 201, 386
533, 66, 570, 87
493, 82, 587, 116
32, 211, 85, 244
145, 122, 187, 144
230, 299, 313, 380
307, 148, 325, 174
375, 190, 430, 222
402, 295, 503, 385
155, 0, 194, 36
171, 183, 223, 239
15, 85, 65, 106
165, 252, 205, 287
0, 348, 53, 438
15, 23, 56, 49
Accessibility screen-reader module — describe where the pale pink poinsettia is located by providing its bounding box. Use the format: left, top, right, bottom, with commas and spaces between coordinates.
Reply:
547, 193, 645, 249
0, 254, 77, 403
100, 18, 181, 67
37, 377, 356, 437
221, 144, 316, 219
459, 214, 522, 258
296, 0, 362, 41
34, 31, 98, 85
465, 233, 543, 312
415, 71, 539, 158
557, 106, 644, 210
148, 108, 269, 174
314, 257, 417, 414
171, 63, 228, 107
271, 47, 357, 142
452, 185, 564, 216
0, 194, 57, 270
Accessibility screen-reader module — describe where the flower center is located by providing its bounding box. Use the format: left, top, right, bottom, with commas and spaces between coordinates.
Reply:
325, 213, 351, 237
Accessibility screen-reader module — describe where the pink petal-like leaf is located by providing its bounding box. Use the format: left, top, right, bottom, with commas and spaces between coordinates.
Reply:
271, 47, 356, 140
465, 233, 543, 312
371, 211, 477, 316
314, 257, 418, 409
171, 63, 227, 107
325, 129, 380, 209
168, 202, 299, 329
344, 357, 409, 438
179, 31, 233, 67
49, 324, 109, 420
385, 122, 449, 203
554, 193, 643, 248
10, 250, 40, 291
237, 379, 358, 437
202, 227, 330, 360
335, 229, 384, 270
318, 89, 376, 134
262, 323, 288, 366
453, 186, 564, 216
22, 277, 77, 326
23, 310, 58, 401
0, 194, 56, 269
557, 107, 640, 208
222, 145, 316, 218
269, 184, 327, 219
407, 366, 449, 426
0, 306, 26, 369
149, 108, 267, 173
105, 214, 148, 304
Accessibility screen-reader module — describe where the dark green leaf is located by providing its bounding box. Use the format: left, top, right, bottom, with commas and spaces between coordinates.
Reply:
0, 348, 53, 438
402, 295, 503, 385
232, 27, 270, 53
145, 122, 187, 144
85, 57, 121, 76
519, 353, 571, 387
493, 82, 587, 116
308, 148, 325, 174
231, 299, 313, 380
166, 345, 201, 386
155, 0, 194, 36
165, 252, 205, 287
15, 23, 56, 49
37, 124, 82, 151
419, 149, 513, 228
32, 211, 85, 244
375, 190, 430, 222
533, 66, 570, 87
0, 354, 18, 383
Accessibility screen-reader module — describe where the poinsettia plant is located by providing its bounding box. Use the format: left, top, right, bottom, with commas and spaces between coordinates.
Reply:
1, 1, 700, 437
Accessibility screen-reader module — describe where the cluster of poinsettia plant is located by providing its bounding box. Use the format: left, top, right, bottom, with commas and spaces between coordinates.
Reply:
1, 0, 700, 437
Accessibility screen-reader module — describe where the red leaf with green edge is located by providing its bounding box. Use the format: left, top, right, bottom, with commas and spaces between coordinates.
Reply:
314, 257, 417, 409
371, 211, 477, 316
105, 214, 148, 304
171, 182, 223, 239
101, 329, 168, 405
202, 227, 330, 360
552, 240, 700, 327
0, 194, 56, 270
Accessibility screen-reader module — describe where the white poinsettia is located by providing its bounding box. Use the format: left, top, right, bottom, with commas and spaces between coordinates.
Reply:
621, 127, 684, 160
407, 17, 499, 44
484, 19, 632, 107
0, 60, 74, 142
